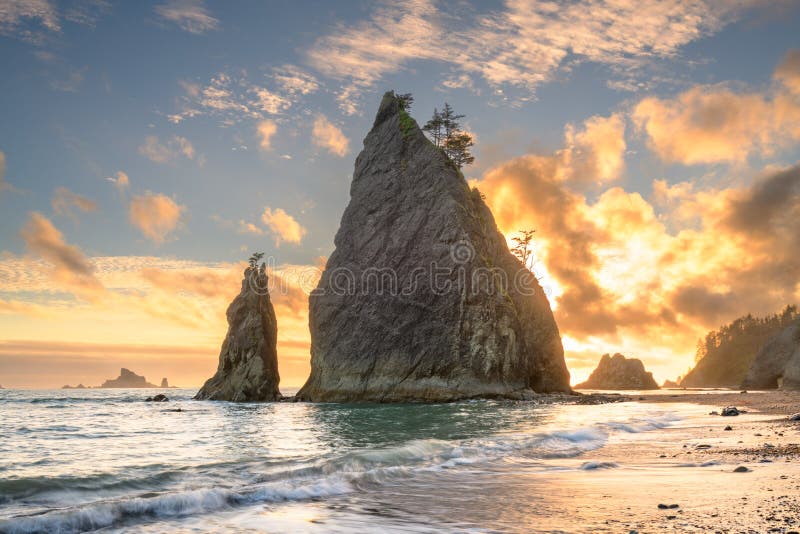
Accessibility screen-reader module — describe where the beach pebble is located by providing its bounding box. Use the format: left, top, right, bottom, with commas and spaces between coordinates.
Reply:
724, 425, 733, 431
721, 406, 740, 416
733, 466, 751, 473
658, 503, 679, 509
789, 413, 800, 421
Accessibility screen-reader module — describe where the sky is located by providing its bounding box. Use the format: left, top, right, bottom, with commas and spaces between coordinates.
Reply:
1, 0, 800, 388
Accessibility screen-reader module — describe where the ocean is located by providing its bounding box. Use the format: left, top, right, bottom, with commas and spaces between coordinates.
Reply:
0, 388, 761, 533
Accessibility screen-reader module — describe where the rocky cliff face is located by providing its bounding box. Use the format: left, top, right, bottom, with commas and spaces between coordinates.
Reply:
742, 322, 800, 390
195, 267, 281, 401
101, 368, 157, 388
297, 92, 570, 402
575, 353, 659, 390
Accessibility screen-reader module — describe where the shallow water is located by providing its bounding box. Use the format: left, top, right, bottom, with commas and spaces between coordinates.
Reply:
0, 388, 750, 533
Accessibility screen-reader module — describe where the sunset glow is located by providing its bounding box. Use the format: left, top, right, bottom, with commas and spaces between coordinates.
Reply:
1, 1, 799, 388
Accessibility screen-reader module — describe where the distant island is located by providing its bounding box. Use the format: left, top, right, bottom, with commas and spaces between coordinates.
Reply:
576, 353, 659, 390
62, 368, 172, 389
101, 368, 171, 388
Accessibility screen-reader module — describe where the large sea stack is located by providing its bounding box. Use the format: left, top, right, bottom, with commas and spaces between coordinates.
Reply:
575, 353, 659, 390
195, 267, 281, 401
742, 321, 800, 390
297, 92, 571, 402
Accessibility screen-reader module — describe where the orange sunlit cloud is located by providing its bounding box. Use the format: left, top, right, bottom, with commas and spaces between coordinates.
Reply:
477, 143, 800, 384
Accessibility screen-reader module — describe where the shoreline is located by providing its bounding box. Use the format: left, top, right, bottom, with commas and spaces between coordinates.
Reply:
617, 389, 800, 531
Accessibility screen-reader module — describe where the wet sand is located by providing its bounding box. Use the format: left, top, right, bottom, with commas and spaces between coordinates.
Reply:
624, 390, 800, 532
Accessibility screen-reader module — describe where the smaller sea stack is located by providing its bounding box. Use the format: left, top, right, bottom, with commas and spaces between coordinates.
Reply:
576, 353, 659, 390
195, 266, 281, 401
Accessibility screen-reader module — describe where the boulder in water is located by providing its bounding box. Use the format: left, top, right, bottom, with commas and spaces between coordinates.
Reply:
575, 353, 659, 390
195, 267, 281, 401
297, 92, 570, 402
145, 394, 169, 402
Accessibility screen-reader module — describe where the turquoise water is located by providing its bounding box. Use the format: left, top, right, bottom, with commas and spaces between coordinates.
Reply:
0, 388, 691, 533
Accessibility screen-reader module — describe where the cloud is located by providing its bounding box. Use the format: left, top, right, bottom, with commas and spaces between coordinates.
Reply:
251, 87, 291, 115
723, 165, 800, 237
633, 86, 777, 165
128, 192, 185, 244
256, 120, 277, 151
154, 0, 218, 34
474, 125, 800, 380
169, 68, 316, 125
237, 220, 264, 235
0, 298, 52, 317
0, 150, 12, 193
138, 135, 196, 164
105, 170, 130, 192
51, 186, 97, 221
633, 53, 800, 165
261, 207, 306, 246
0, 256, 319, 387
273, 65, 319, 96
563, 113, 626, 185
0, 0, 59, 42
311, 115, 349, 157
19, 212, 105, 298
141, 265, 241, 300
774, 48, 800, 96
63, 0, 110, 27
307, 0, 441, 113
49, 66, 88, 92
307, 0, 761, 113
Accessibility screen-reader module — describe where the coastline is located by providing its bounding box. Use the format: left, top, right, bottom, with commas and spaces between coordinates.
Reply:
2, 388, 799, 532
613, 389, 800, 532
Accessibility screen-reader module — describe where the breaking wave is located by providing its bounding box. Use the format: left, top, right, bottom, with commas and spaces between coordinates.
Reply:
0, 412, 680, 533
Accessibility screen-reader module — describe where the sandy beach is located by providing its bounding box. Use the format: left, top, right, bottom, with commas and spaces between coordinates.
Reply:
601, 390, 800, 532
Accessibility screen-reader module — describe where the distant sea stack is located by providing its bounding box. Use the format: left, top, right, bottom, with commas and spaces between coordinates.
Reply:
742, 321, 800, 390
101, 368, 157, 388
160, 378, 169, 388
195, 266, 281, 401
575, 354, 659, 390
297, 92, 570, 402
